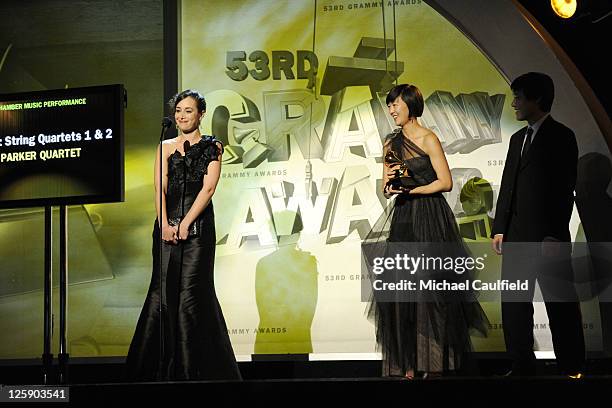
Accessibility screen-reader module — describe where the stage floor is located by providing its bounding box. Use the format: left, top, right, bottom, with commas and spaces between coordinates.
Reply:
63, 375, 612, 405
1, 358, 611, 405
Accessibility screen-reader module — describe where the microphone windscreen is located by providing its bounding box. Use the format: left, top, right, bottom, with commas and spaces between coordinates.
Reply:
162, 117, 173, 128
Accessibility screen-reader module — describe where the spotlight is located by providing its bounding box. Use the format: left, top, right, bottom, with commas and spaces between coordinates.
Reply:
551, 0, 578, 19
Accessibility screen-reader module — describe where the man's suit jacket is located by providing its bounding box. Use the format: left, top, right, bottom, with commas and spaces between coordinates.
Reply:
491, 116, 578, 242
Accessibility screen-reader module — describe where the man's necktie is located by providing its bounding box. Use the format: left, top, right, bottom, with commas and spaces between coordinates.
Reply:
521, 127, 534, 162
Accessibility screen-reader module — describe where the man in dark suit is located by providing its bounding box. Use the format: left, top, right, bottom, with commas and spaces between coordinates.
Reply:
491, 72, 585, 377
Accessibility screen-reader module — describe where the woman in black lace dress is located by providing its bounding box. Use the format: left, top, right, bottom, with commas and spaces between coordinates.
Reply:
126, 90, 241, 381
365, 84, 487, 379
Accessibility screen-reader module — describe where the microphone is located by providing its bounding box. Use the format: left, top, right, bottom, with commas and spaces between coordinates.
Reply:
162, 117, 173, 129
160, 117, 173, 142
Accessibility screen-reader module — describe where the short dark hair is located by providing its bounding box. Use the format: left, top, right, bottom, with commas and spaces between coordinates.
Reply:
168, 89, 206, 114
511, 72, 555, 112
385, 84, 424, 118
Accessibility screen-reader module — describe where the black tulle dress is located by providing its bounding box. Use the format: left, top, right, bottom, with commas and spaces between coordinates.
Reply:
125, 136, 241, 381
365, 130, 488, 375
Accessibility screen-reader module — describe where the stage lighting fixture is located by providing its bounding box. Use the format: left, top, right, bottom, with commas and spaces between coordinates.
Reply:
551, 0, 578, 19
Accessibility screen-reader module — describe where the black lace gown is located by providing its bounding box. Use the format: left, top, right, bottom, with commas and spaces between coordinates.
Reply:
365, 130, 488, 375
125, 136, 241, 381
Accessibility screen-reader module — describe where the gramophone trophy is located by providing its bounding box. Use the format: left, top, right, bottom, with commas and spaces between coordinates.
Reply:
384, 150, 418, 192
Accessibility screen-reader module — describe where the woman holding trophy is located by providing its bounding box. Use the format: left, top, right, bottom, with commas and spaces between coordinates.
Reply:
365, 84, 488, 379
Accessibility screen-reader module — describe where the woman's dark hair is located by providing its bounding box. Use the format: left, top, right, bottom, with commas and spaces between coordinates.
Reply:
385, 84, 424, 118
511, 72, 554, 112
168, 89, 206, 114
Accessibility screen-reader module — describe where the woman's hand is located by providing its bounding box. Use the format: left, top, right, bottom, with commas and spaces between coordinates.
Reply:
384, 183, 404, 197
162, 224, 178, 245
177, 221, 190, 241
386, 163, 401, 179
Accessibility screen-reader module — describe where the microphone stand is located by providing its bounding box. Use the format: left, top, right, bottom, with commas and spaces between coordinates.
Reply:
158, 117, 172, 381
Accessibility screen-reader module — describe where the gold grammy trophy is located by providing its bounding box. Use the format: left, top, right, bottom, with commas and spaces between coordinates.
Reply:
384, 150, 418, 192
